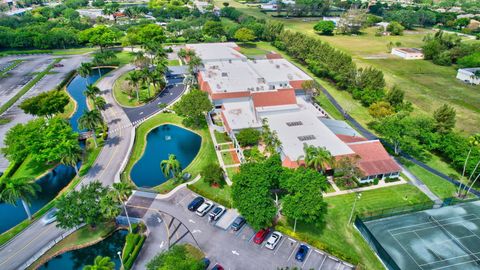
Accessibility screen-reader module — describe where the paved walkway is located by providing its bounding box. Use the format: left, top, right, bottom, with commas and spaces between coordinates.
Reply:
323, 178, 407, 197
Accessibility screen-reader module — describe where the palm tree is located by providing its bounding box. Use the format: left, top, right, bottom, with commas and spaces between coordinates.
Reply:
77, 62, 92, 87
187, 54, 202, 75
112, 182, 134, 232
59, 146, 82, 175
301, 144, 333, 172
78, 109, 104, 147
126, 71, 141, 101
94, 96, 107, 110
457, 133, 480, 197
84, 84, 101, 100
0, 177, 40, 220
160, 154, 182, 180
140, 68, 153, 98
84, 256, 115, 270
133, 51, 148, 69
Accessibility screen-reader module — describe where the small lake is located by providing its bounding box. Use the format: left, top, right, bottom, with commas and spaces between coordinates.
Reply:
130, 124, 201, 188
67, 68, 112, 132
0, 69, 110, 234
39, 229, 127, 270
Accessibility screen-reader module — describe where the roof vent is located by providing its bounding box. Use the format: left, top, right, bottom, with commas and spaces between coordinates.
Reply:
287, 121, 303, 127
298, 135, 316, 141
222, 72, 228, 77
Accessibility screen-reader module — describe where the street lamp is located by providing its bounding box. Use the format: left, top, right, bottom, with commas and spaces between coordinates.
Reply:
117, 250, 124, 270
348, 193, 362, 224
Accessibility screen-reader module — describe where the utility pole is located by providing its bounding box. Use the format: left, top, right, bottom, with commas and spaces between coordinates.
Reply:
348, 193, 362, 224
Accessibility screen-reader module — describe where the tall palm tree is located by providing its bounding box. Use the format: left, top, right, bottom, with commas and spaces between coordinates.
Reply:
84, 256, 115, 270
112, 182, 134, 232
84, 84, 101, 101
187, 55, 202, 75
457, 133, 480, 196
133, 51, 148, 69
78, 109, 104, 147
126, 70, 141, 101
140, 68, 153, 98
59, 145, 82, 175
94, 96, 107, 110
160, 154, 181, 180
0, 177, 40, 220
77, 62, 92, 87
302, 144, 333, 172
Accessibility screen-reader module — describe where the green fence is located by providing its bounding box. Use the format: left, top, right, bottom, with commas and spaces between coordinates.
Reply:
355, 217, 401, 270
358, 201, 435, 221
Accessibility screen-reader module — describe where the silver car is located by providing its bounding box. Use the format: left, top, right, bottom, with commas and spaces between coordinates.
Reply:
196, 200, 214, 217
265, 231, 283, 250
42, 208, 58, 225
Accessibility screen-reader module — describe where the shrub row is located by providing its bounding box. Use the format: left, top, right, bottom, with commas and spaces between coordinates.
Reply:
122, 232, 146, 270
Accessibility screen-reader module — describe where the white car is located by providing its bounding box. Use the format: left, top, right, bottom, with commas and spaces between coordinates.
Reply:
42, 208, 58, 225
196, 200, 214, 217
265, 231, 283, 250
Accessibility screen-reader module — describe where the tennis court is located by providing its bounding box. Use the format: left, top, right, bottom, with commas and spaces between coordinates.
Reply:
360, 201, 480, 270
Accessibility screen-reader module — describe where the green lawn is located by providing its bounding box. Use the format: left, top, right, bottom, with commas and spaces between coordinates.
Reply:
221, 151, 237, 165
315, 94, 343, 120
115, 51, 135, 66
113, 70, 157, 107
189, 178, 233, 207
237, 43, 270, 57
79, 137, 104, 176
276, 184, 432, 269
168, 59, 181, 66
10, 156, 55, 180
51, 47, 97, 55
214, 130, 231, 144
226, 166, 239, 179
0, 60, 23, 78
0, 117, 11, 125
123, 113, 217, 191
27, 222, 116, 270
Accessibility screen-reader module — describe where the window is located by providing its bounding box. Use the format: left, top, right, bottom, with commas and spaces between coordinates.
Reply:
298, 135, 316, 141
286, 121, 303, 127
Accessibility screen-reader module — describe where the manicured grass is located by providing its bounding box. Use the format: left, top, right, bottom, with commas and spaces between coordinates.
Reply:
221, 151, 237, 165
237, 43, 269, 57
404, 162, 459, 199
0, 117, 12, 125
214, 130, 231, 144
226, 166, 239, 179
10, 155, 55, 180
167, 59, 180, 66
219, 143, 233, 150
123, 113, 217, 190
115, 51, 135, 66
189, 178, 233, 207
27, 222, 116, 270
51, 47, 97, 55
184, 244, 204, 260
0, 59, 23, 77
315, 94, 343, 120
79, 137, 104, 176
0, 58, 61, 115
276, 184, 432, 269
113, 70, 157, 107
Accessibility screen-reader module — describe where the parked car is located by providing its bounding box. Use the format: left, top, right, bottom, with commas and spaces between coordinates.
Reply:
231, 216, 246, 231
196, 200, 214, 216
202, 258, 210, 269
209, 206, 226, 221
265, 231, 283, 250
187, 196, 204, 211
295, 244, 309, 262
53, 63, 64, 67
212, 264, 224, 270
41, 208, 58, 225
253, 228, 271, 244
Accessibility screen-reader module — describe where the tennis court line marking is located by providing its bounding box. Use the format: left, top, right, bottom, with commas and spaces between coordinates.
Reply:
387, 214, 479, 233
419, 251, 480, 267
389, 217, 480, 237
390, 233, 425, 269
430, 256, 480, 270
412, 231, 444, 262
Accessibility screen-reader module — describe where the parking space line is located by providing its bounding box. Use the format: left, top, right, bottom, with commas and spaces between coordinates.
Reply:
335, 262, 342, 270
176, 195, 190, 206
235, 224, 247, 237
273, 237, 286, 255
315, 249, 323, 255
302, 248, 312, 268
287, 242, 299, 262
319, 255, 327, 269
247, 231, 256, 242
288, 237, 297, 243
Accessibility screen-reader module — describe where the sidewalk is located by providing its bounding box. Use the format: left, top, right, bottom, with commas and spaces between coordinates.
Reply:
323, 178, 407, 197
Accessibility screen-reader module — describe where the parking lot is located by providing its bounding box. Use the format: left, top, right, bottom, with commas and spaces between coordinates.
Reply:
130, 189, 355, 270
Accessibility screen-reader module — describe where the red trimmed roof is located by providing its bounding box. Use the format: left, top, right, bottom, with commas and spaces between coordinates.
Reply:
266, 53, 283, 59
252, 89, 296, 107
348, 140, 401, 176
336, 134, 368, 143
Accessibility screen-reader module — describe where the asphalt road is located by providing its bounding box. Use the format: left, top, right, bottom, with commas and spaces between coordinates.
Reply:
0, 54, 90, 171
0, 66, 135, 270
129, 189, 355, 270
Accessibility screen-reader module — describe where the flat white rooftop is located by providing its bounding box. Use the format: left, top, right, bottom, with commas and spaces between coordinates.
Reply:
186, 43, 246, 62
222, 100, 262, 131
201, 58, 311, 93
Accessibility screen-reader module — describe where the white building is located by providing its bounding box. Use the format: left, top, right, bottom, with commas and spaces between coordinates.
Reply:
391, 48, 424, 60
456, 68, 480, 85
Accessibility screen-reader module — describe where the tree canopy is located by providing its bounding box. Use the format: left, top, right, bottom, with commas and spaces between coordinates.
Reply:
146, 245, 204, 270
236, 128, 261, 147
234, 27, 256, 43
20, 90, 70, 118
313, 20, 335, 35
78, 25, 123, 52
173, 89, 213, 128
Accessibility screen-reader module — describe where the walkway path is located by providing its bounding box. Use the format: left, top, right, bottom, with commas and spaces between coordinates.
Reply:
323, 178, 407, 198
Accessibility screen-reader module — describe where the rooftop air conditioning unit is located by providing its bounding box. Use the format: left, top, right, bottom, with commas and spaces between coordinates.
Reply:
276, 65, 280, 69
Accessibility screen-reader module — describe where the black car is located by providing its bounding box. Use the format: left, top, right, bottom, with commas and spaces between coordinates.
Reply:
187, 196, 204, 211
231, 216, 246, 231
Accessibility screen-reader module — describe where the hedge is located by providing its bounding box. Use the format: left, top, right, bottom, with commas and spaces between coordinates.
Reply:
122, 232, 146, 270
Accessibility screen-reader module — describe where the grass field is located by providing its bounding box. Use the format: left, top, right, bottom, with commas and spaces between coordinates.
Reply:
123, 113, 217, 191
10, 156, 55, 180
276, 184, 432, 269
168, 59, 180, 66
189, 178, 233, 207
113, 70, 157, 107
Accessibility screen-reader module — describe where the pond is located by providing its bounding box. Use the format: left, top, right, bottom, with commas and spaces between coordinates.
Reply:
0, 69, 110, 234
66, 68, 112, 132
130, 124, 201, 188
39, 229, 127, 270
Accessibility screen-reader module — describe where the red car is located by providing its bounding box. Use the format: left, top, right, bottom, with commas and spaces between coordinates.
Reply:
253, 228, 270, 244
